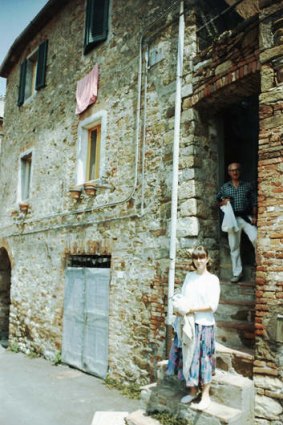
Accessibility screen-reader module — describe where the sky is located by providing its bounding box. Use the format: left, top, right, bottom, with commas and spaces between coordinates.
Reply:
0, 0, 49, 97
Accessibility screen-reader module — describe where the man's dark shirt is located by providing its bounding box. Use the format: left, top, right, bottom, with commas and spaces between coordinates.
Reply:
216, 181, 257, 215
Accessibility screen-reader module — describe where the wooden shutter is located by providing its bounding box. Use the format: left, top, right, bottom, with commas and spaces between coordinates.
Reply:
17, 60, 27, 106
84, 0, 109, 54
36, 40, 48, 90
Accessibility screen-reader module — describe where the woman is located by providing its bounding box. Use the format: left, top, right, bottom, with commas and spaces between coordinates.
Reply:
167, 245, 220, 410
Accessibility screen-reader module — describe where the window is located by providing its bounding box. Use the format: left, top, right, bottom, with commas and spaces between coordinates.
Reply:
76, 111, 107, 185
196, 0, 243, 50
18, 40, 48, 106
19, 151, 32, 201
88, 125, 101, 180
24, 51, 37, 99
84, 0, 109, 54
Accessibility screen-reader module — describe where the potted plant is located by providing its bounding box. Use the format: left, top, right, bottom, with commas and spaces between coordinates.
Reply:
83, 182, 96, 196
19, 202, 29, 213
69, 187, 82, 200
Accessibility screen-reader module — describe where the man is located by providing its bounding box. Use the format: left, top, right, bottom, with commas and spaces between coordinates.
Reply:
216, 162, 257, 283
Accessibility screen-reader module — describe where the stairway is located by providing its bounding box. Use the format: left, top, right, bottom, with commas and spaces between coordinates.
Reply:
217, 236, 256, 351
126, 348, 255, 425
126, 254, 256, 424
216, 278, 256, 350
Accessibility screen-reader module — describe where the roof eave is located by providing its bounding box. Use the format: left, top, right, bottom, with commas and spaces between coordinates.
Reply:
0, 0, 70, 78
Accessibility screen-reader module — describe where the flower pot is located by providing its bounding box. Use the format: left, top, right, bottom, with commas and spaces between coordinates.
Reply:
19, 202, 29, 213
83, 183, 96, 196
69, 188, 82, 200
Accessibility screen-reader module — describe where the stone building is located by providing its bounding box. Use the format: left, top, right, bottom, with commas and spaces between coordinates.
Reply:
0, 0, 282, 422
0, 96, 4, 148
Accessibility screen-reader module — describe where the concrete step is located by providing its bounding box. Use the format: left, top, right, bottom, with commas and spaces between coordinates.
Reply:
125, 409, 161, 425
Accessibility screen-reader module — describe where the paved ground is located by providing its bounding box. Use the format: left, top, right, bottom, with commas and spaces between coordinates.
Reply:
0, 346, 140, 425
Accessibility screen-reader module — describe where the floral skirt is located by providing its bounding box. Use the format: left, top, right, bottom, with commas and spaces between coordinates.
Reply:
167, 323, 216, 387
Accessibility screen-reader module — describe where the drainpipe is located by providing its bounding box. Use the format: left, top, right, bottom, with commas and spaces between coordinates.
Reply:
166, 0, 185, 351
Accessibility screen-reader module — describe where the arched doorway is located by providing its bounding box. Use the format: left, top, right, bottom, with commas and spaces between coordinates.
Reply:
0, 248, 11, 348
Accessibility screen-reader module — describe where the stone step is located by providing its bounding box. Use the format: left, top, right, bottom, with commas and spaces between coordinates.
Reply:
218, 299, 254, 314
219, 260, 256, 282
216, 302, 255, 324
156, 343, 254, 381
126, 405, 243, 425
216, 320, 255, 350
215, 342, 254, 378
142, 378, 246, 425
146, 360, 255, 423
219, 280, 255, 302
211, 369, 254, 424
155, 366, 254, 412
217, 277, 256, 351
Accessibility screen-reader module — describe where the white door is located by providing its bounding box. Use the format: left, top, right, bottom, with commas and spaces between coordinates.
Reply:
62, 267, 110, 378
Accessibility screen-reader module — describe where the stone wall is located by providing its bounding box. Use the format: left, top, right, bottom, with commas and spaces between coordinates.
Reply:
0, 0, 212, 384
0, 96, 4, 149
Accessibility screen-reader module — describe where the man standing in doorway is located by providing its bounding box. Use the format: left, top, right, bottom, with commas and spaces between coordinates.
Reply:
217, 162, 257, 283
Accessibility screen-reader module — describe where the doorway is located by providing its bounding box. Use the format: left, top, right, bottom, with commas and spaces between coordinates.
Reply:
0, 248, 11, 348
62, 255, 111, 378
218, 95, 259, 278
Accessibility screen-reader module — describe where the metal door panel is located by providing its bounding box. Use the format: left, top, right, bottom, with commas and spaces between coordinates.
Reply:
83, 268, 110, 377
62, 266, 110, 378
62, 268, 85, 369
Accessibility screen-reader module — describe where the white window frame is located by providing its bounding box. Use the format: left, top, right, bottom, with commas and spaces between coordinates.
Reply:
24, 50, 38, 101
17, 149, 33, 202
76, 110, 107, 186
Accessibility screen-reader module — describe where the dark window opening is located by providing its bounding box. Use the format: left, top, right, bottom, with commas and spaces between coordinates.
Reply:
84, 0, 109, 54
68, 255, 111, 268
21, 152, 32, 201
196, 0, 243, 50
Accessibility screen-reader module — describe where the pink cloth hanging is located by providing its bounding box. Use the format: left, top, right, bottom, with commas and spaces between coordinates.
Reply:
75, 64, 99, 115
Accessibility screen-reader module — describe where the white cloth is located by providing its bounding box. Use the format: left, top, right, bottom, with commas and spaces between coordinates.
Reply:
172, 292, 191, 316
76, 64, 99, 114
182, 314, 195, 384
228, 216, 257, 276
220, 201, 239, 232
173, 314, 195, 384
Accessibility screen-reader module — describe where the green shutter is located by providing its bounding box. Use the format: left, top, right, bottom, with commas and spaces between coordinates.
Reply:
36, 40, 48, 90
84, 0, 109, 54
18, 60, 27, 106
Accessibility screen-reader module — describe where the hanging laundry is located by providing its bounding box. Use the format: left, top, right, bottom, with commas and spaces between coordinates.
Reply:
76, 64, 99, 114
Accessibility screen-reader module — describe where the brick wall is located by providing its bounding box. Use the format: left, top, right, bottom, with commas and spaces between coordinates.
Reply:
254, 0, 283, 422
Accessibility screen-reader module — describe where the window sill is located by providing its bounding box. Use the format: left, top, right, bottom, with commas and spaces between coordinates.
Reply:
83, 179, 113, 190
69, 179, 114, 201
